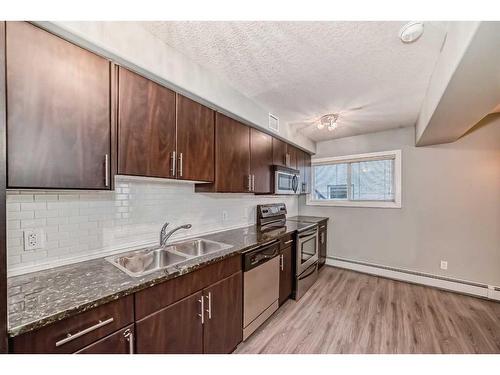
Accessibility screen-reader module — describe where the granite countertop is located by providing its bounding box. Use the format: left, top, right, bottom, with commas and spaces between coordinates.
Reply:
7, 220, 307, 338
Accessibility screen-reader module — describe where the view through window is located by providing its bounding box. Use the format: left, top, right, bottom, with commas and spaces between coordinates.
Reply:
310, 150, 401, 207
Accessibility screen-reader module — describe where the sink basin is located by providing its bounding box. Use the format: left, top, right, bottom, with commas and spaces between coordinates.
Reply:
106, 239, 232, 277
107, 247, 190, 277
169, 238, 232, 257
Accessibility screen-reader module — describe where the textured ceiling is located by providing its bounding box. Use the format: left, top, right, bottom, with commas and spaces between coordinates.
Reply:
141, 21, 447, 141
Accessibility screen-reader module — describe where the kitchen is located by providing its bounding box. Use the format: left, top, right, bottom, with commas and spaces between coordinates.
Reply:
1, 2, 500, 373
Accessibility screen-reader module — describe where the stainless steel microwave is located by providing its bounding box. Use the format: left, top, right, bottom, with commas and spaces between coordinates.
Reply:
273, 166, 300, 195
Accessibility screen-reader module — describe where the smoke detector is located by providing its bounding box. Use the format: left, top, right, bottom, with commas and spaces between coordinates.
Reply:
399, 22, 424, 43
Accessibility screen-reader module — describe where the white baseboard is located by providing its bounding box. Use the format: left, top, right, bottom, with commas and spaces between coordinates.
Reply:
326, 257, 500, 302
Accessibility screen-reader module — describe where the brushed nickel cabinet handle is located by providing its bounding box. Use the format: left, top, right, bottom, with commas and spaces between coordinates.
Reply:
198, 296, 205, 324
247, 175, 252, 192
205, 292, 212, 320
170, 151, 176, 177
123, 328, 134, 354
104, 154, 110, 187
55, 317, 114, 347
284, 239, 293, 245
178, 153, 183, 177
280, 254, 284, 271
251, 175, 255, 192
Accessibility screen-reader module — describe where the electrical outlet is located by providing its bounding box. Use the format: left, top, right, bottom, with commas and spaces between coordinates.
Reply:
440, 260, 448, 270
222, 210, 228, 222
23, 229, 44, 251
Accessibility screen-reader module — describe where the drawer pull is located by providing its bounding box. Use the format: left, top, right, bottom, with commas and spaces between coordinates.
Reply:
55, 317, 114, 347
284, 239, 293, 245
320, 225, 326, 229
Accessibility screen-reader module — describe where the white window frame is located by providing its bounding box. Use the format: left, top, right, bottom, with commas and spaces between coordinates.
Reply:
306, 149, 402, 208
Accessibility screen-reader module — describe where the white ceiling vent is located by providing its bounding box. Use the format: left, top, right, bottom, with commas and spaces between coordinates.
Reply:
269, 113, 279, 132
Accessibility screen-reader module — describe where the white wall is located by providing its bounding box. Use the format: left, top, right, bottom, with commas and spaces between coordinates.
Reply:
7, 178, 298, 276
299, 117, 500, 286
416, 22, 479, 142
35, 21, 315, 152
416, 22, 500, 146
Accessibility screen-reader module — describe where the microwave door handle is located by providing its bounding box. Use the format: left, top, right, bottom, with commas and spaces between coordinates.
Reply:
292, 175, 298, 193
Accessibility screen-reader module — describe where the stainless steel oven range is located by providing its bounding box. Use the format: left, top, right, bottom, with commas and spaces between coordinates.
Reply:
294, 223, 319, 300
256, 203, 319, 302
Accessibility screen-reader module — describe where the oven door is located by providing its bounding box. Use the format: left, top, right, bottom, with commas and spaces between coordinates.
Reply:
275, 171, 299, 195
296, 227, 318, 274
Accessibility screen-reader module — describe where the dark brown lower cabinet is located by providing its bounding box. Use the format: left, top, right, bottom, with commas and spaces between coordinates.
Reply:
203, 272, 242, 354
136, 292, 204, 354
279, 246, 294, 305
76, 324, 135, 354
318, 221, 328, 269
136, 271, 243, 354
10, 296, 134, 354
9, 257, 243, 354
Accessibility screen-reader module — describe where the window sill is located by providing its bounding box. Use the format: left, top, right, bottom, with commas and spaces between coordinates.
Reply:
306, 199, 402, 209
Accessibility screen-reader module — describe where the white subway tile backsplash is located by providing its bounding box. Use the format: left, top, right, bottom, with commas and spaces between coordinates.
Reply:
8, 211, 35, 220
20, 202, 47, 211
7, 194, 33, 203
7, 176, 298, 275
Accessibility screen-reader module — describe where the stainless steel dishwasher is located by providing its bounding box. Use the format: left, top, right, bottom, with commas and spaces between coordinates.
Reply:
242, 239, 280, 341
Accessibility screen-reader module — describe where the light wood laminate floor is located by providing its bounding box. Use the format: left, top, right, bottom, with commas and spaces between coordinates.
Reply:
235, 267, 500, 354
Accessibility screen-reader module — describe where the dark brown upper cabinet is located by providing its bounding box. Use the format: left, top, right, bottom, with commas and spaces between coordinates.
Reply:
176, 94, 215, 182
250, 128, 273, 194
303, 151, 312, 194
197, 113, 250, 193
118, 67, 176, 179
288, 145, 299, 170
297, 149, 312, 194
272, 137, 288, 167
6, 22, 112, 189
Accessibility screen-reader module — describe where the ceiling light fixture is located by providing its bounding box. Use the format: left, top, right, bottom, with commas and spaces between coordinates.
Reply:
316, 113, 339, 131
399, 21, 424, 43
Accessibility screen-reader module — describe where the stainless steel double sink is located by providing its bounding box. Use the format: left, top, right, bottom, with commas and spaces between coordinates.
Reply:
106, 238, 233, 277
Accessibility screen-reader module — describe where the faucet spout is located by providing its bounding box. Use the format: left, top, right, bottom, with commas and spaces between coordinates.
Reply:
160, 223, 192, 246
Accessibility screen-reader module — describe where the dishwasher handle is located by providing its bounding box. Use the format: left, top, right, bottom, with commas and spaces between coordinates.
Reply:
243, 240, 280, 271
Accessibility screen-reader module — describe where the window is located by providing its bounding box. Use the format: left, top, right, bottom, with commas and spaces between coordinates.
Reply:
307, 150, 401, 208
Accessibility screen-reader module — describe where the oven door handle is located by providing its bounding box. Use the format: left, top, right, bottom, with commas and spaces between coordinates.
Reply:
299, 264, 317, 280
299, 229, 317, 239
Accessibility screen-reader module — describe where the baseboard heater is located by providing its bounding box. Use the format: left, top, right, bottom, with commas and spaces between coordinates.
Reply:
326, 256, 500, 302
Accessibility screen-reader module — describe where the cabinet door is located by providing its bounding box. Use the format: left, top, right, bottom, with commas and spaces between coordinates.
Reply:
203, 272, 243, 354
318, 222, 327, 269
272, 137, 288, 167
288, 145, 299, 170
214, 114, 250, 192
304, 152, 312, 194
76, 324, 134, 354
177, 94, 215, 182
250, 128, 273, 194
135, 292, 203, 354
118, 67, 176, 178
6, 22, 111, 189
279, 246, 294, 305
297, 150, 306, 194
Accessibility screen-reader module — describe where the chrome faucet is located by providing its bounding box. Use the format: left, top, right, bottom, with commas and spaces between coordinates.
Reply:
159, 222, 192, 246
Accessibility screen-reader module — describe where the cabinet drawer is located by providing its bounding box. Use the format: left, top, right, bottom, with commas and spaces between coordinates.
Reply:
135, 255, 241, 319
10, 296, 134, 354
280, 233, 294, 250
76, 324, 135, 354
